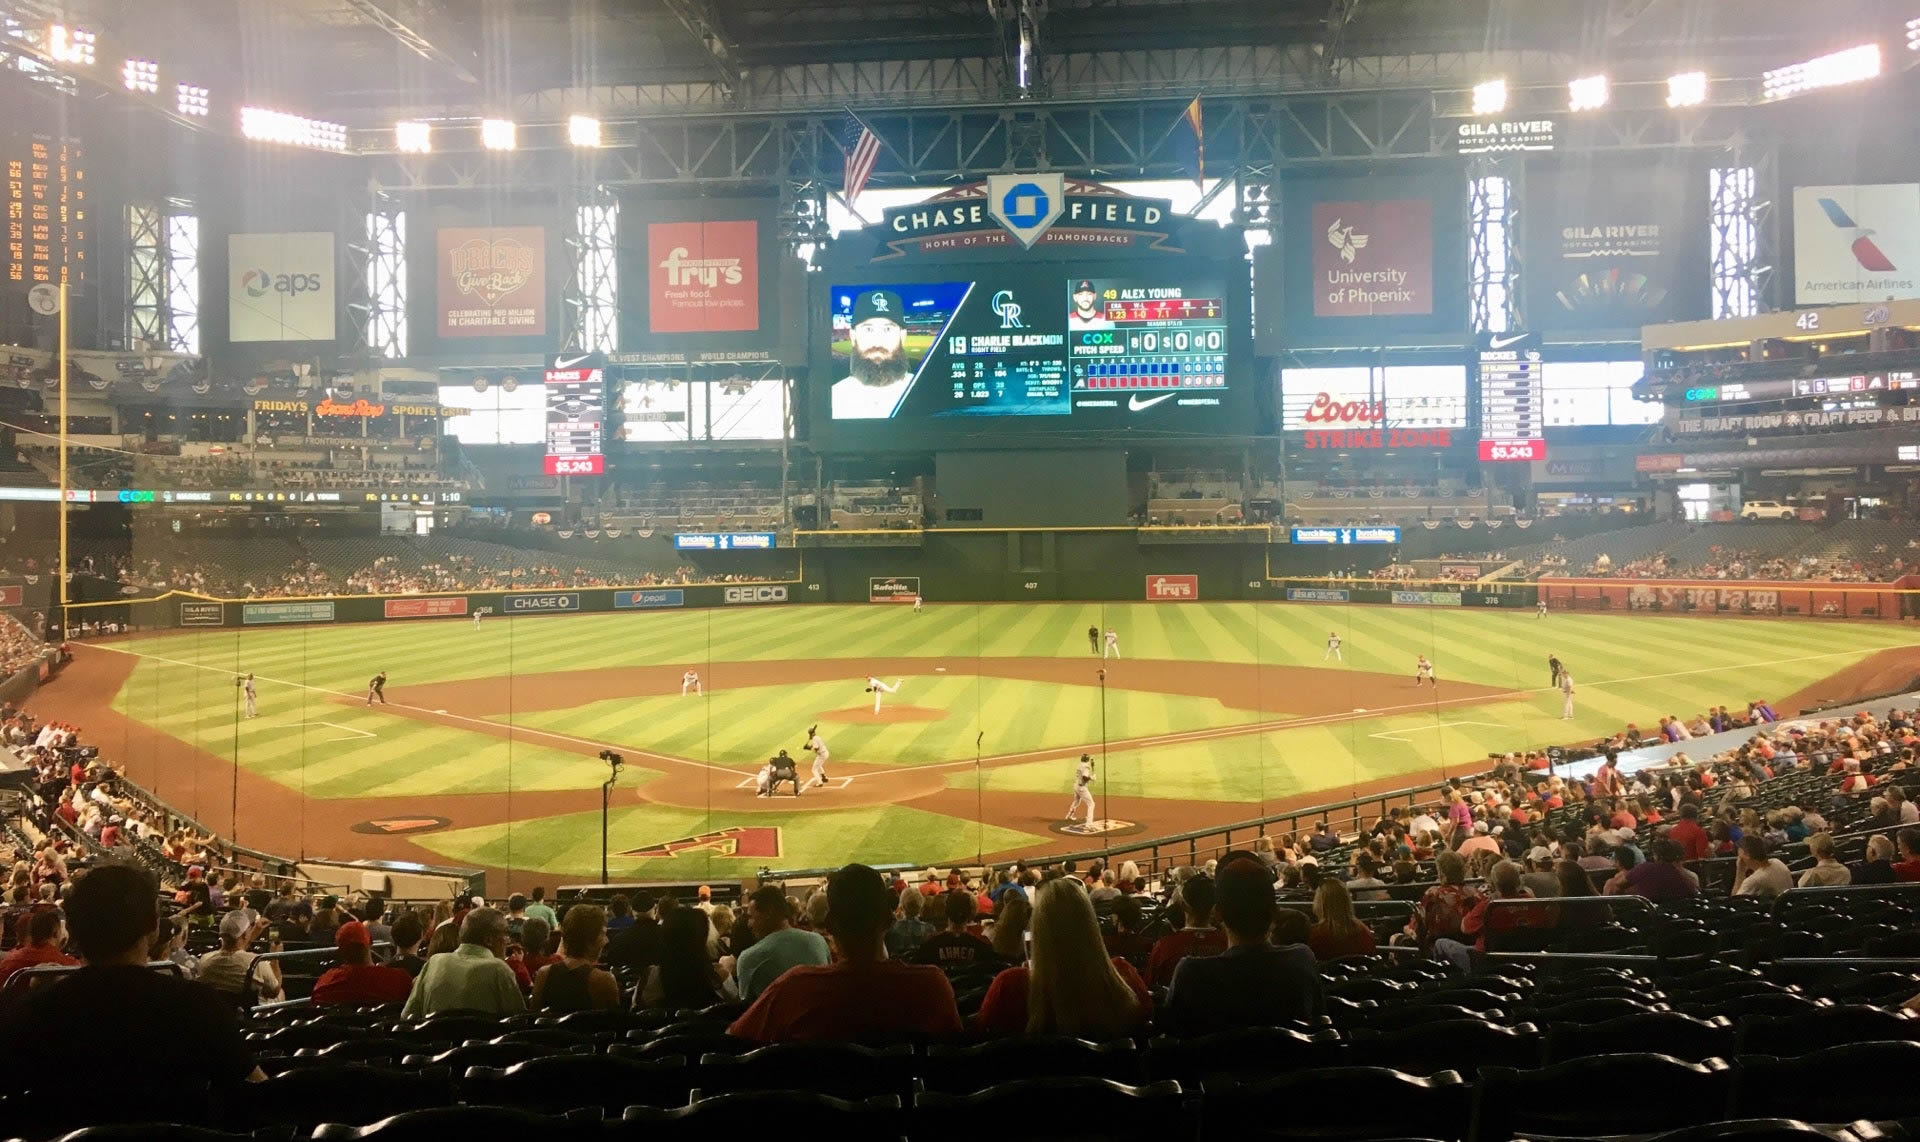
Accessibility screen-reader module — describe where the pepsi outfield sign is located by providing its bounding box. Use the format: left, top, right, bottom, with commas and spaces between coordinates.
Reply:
504, 592, 581, 614
614, 589, 685, 609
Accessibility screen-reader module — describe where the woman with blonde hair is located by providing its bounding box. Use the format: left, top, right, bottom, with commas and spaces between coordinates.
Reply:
974, 878, 1148, 1036
1306, 878, 1376, 960
1115, 860, 1141, 894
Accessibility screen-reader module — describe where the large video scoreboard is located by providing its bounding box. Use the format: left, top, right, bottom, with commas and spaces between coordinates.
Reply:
816, 179, 1251, 446
543, 366, 605, 475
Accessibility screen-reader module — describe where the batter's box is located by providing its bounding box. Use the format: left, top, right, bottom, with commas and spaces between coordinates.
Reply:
734, 776, 855, 790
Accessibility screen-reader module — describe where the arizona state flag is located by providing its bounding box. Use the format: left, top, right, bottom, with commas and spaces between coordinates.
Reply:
1184, 97, 1205, 189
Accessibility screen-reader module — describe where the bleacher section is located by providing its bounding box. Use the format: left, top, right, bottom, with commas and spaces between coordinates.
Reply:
1286, 485, 1508, 525
1504, 521, 1920, 582
605, 483, 786, 532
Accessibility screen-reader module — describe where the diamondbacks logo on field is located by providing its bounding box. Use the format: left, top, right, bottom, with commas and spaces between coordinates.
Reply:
621, 826, 781, 859
352, 815, 452, 836
1052, 818, 1143, 838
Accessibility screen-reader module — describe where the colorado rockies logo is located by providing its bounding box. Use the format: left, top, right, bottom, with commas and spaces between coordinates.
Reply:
991, 289, 1025, 329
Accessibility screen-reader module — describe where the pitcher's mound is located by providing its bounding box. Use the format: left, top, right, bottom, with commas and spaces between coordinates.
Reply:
819, 705, 948, 724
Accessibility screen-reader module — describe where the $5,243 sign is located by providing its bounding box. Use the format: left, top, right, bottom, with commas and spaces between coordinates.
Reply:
1477, 439, 1544, 463
543, 456, 605, 476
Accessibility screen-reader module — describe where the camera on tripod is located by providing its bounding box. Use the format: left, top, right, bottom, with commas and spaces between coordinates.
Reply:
598, 749, 624, 770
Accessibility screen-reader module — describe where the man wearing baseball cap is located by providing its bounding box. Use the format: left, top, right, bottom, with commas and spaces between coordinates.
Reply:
832, 289, 916, 419
728, 863, 961, 1042
1068, 279, 1112, 330
311, 920, 413, 1008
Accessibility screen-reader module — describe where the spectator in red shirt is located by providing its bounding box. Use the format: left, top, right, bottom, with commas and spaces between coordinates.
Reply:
1666, 802, 1710, 862
974, 878, 1149, 1036
1146, 875, 1225, 987
729, 863, 962, 1043
1306, 879, 1376, 961
0, 907, 77, 990
1893, 828, 1920, 883
310, 921, 413, 1008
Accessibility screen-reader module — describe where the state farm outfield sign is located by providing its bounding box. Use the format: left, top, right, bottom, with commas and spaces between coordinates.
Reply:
384, 597, 469, 619
505, 592, 580, 614
1145, 575, 1199, 601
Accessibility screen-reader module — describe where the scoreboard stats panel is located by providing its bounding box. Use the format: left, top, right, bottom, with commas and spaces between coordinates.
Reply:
1477, 331, 1545, 463
826, 274, 1229, 423
3, 130, 85, 288
543, 366, 605, 476
1067, 279, 1228, 398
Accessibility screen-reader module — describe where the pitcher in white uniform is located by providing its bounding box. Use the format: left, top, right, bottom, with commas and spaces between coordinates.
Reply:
1066, 753, 1096, 827
867, 676, 901, 714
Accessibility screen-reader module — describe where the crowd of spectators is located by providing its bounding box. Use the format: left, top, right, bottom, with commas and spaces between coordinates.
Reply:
1542, 547, 1910, 583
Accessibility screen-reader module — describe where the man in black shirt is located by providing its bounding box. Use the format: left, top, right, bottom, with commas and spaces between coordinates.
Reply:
1164, 859, 1323, 1035
605, 892, 661, 980
912, 890, 995, 968
1088, 625, 1100, 654
0, 865, 262, 1135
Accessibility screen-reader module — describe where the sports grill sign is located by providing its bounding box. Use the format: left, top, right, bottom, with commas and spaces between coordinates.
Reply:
438, 226, 547, 338
504, 592, 579, 614
1145, 574, 1199, 601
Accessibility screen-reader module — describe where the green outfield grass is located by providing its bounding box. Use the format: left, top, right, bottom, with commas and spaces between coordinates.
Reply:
92, 602, 1916, 879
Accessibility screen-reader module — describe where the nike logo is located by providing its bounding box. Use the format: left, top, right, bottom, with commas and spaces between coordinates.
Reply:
1128, 392, 1179, 411
1486, 333, 1529, 349
554, 354, 591, 369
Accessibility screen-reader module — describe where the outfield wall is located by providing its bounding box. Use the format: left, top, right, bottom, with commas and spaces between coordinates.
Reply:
1538, 577, 1916, 620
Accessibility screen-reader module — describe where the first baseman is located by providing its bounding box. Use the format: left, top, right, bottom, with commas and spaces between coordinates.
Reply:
1559, 670, 1576, 720
1103, 628, 1121, 659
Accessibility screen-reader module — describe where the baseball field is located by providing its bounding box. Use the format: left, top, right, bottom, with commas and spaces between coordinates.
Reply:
29, 601, 1920, 891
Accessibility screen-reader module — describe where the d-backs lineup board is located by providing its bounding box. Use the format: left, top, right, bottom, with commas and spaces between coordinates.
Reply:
815, 176, 1252, 445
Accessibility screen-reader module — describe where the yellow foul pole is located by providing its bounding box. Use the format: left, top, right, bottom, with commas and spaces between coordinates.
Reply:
57, 281, 68, 615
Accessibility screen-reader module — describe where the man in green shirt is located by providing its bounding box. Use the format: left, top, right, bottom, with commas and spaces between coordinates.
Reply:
401, 907, 526, 1018
734, 885, 830, 1000
523, 886, 558, 930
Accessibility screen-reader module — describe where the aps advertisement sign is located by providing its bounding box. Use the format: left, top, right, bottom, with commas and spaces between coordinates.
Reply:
228, 232, 336, 343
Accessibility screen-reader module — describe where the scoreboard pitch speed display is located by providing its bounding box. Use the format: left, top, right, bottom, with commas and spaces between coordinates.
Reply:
543, 366, 605, 476
827, 276, 1228, 422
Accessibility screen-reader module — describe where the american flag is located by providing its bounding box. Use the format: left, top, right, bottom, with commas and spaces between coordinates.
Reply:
843, 123, 881, 204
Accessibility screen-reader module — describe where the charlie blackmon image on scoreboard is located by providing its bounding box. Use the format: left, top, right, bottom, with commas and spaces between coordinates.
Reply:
682, 670, 701, 697
1324, 631, 1342, 661
1066, 753, 1096, 827
867, 676, 901, 714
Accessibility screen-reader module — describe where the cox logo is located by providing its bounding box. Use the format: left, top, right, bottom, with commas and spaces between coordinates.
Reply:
242, 269, 324, 297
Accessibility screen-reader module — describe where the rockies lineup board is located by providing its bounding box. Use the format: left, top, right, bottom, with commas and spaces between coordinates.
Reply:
543, 366, 606, 475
